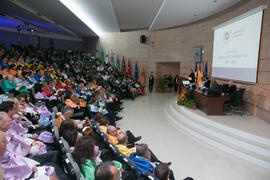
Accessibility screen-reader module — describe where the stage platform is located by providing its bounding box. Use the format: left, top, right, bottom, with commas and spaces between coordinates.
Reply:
164, 96, 270, 170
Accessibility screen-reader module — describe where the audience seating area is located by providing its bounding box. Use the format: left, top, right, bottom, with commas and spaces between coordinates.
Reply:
0, 44, 176, 180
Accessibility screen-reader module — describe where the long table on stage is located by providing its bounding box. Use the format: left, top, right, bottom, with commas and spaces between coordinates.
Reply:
192, 91, 230, 115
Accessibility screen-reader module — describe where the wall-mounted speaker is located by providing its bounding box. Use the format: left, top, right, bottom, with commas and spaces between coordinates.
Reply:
140, 35, 146, 43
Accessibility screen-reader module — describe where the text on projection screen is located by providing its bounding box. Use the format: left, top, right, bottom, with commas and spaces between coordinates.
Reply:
212, 11, 263, 83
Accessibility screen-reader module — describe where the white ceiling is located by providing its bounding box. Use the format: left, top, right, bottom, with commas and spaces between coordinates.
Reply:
111, 0, 163, 30
152, 0, 241, 30
0, 0, 241, 37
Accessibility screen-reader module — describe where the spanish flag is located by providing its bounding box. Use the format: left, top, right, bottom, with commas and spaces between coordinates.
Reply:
197, 62, 202, 85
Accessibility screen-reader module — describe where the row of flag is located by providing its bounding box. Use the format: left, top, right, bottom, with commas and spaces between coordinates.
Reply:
97, 46, 146, 84
195, 61, 208, 85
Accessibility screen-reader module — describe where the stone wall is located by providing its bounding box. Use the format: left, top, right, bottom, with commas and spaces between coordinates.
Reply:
99, 0, 270, 122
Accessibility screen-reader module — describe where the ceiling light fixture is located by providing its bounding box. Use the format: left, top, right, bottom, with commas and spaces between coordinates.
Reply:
58, 0, 103, 36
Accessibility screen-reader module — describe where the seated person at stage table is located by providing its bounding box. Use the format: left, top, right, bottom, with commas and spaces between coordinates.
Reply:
207, 79, 222, 96
198, 77, 211, 90
187, 69, 195, 83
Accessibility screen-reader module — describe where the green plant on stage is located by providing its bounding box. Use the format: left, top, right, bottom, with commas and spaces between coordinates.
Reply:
156, 77, 165, 92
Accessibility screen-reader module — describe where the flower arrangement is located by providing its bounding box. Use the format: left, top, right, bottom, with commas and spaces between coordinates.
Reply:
177, 89, 196, 109
177, 90, 187, 105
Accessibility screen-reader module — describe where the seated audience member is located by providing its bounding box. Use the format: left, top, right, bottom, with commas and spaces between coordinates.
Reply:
14, 73, 33, 89
116, 132, 135, 157
0, 103, 46, 156
2, 75, 25, 95
34, 83, 58, 109
34, 83, 48, 100
72, 136, 98, 180
129, 143, 154, 175
0, 132, 59, 180
19, 93, 51, 117
43, 71, 52, 81
8, 64, 17, 76
0, 66, 9, 78
60, 124, 78, 153
64, 90, 87, 116
155, 163, 170, 180
0, 56, 9, 68
42, 82, 57, 99
98, 115, 110, 133
0, 112, 11, 132
56, 107, 85, 130
94, 161, 121, 180
106, 125, 119, 144
33, 69, 42, 82
105, 120, 141, 146
117, 132, 164, 166
28, 71, 38, 85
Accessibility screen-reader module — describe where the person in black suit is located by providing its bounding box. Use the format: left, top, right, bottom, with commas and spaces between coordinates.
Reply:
173, 75, 180, 93
188, 69, 195, 83
149, 74, 154, 93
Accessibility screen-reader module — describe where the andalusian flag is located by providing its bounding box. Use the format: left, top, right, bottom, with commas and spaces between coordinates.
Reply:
197, 62, 202, 85
139, 65, 146, 84
115, 54, 120, 70
134, 61, 139, 80
100, 47, 104, 61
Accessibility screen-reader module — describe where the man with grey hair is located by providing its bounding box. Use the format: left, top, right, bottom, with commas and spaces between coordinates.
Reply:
0, 112, 11, 132
130, 144, 175, 179
56, 106, 85, 130
2, 75, 20, 95
129, 143, 154, 175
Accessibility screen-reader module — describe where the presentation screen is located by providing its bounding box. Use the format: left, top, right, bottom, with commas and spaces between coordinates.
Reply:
212, 10, 263, 83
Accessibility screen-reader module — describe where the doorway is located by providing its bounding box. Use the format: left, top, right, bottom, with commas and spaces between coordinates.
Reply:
156, 62, 180, 92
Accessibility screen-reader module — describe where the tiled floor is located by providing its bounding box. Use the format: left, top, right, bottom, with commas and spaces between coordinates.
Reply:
117, 93, 270, 180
